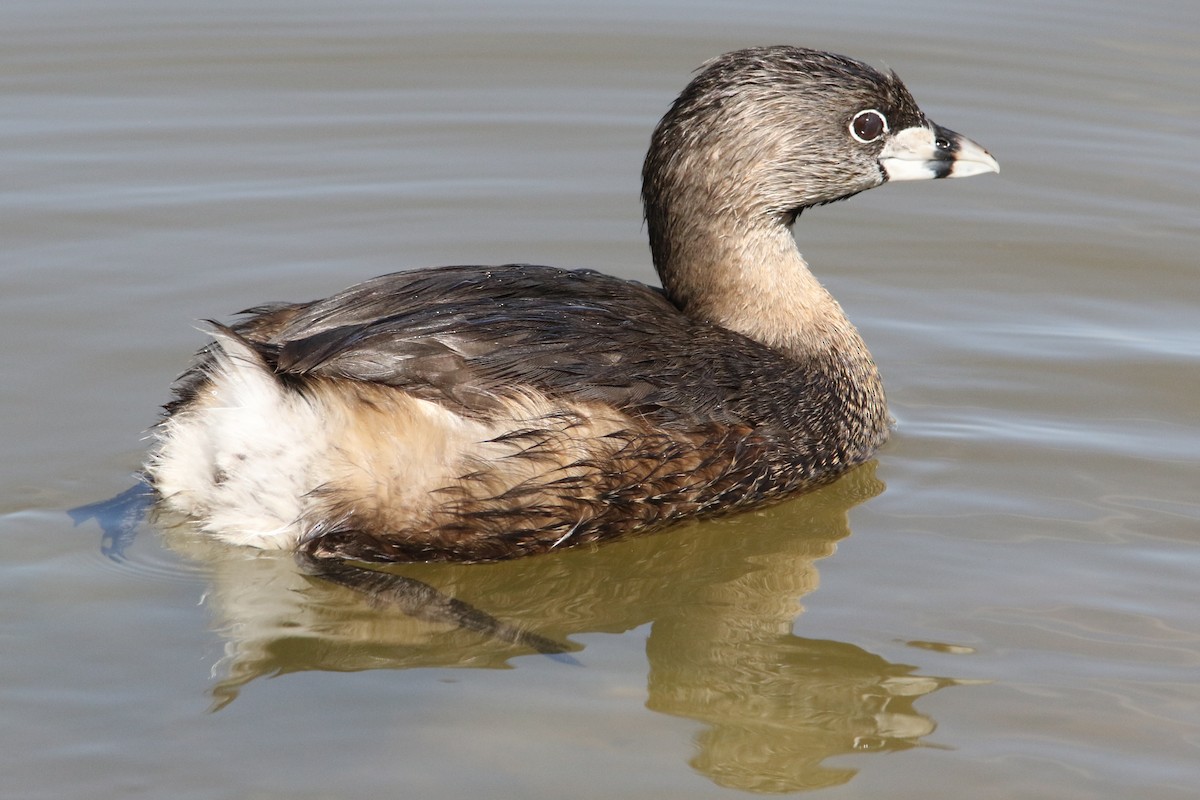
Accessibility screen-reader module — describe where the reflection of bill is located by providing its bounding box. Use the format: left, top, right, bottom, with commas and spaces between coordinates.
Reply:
81, 461, 958, 792
650, 624, 945, 793
641, 462, 953, 793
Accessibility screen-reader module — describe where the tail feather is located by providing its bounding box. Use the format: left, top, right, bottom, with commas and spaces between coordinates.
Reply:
148, 324, 329, 549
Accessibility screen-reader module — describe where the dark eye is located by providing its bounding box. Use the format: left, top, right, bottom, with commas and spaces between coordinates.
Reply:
850, 109, 888, 143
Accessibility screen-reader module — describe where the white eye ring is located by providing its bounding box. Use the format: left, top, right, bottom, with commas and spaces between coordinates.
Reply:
850, 109, 889, 143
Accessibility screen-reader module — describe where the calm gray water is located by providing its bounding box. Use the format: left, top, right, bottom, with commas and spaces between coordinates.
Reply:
3, 1, 1198, 798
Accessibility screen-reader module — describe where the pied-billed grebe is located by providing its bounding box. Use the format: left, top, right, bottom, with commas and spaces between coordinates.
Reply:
148, 46, 998, 562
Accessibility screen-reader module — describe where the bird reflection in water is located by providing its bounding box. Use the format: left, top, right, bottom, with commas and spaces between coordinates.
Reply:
78, 462, 961, 793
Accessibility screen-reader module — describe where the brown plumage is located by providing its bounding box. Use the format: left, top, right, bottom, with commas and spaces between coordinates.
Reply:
147, 46, 997, 562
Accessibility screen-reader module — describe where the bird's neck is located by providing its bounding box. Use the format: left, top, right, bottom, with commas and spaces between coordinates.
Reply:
654, 217, 889, 461
655, 217, 873, 367
656, 218, 889, 457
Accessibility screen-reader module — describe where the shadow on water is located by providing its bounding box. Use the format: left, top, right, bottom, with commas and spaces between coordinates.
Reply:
75, 462, 961, 793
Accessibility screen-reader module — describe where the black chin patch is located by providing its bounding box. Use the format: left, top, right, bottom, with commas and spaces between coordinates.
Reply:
931, 159, 955, 180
